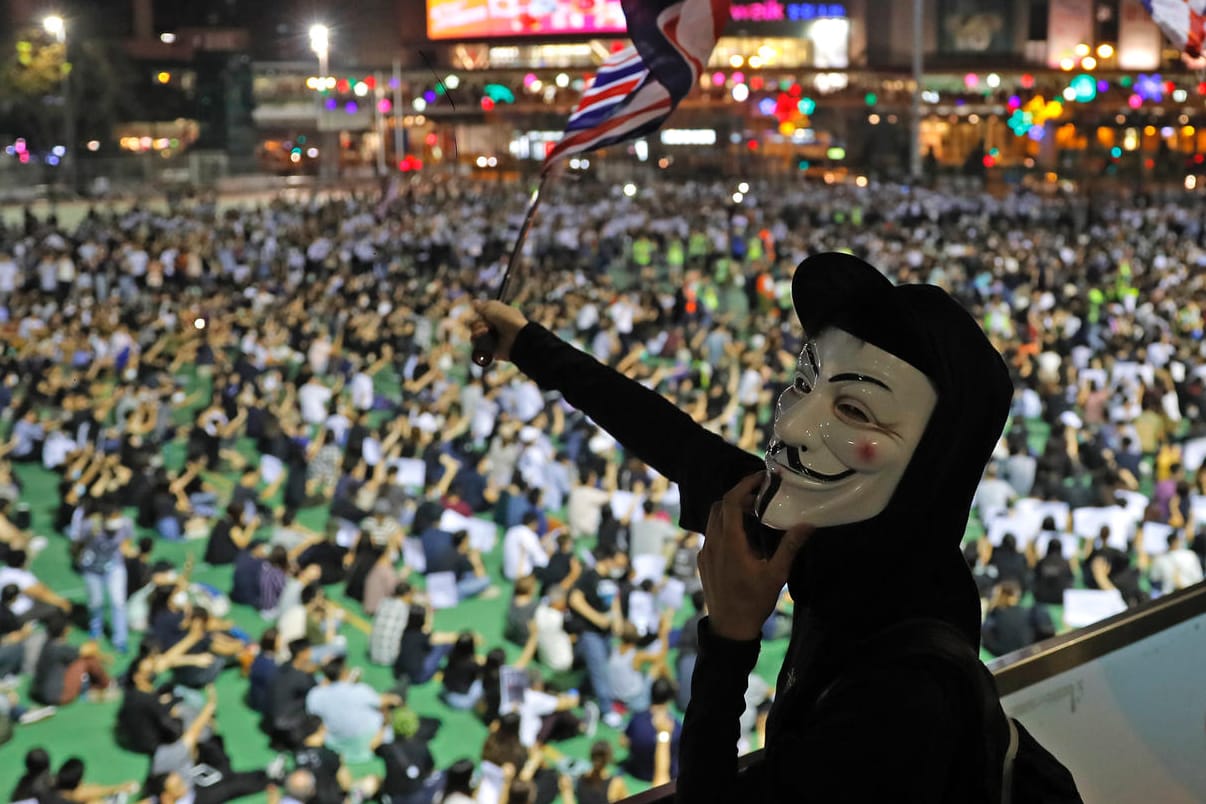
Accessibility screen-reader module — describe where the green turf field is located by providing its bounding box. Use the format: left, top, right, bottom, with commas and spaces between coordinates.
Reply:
0, 444, 791, 802
0, 373, 1107, 803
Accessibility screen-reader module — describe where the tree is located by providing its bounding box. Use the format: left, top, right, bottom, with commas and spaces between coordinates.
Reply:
0, 26, 141, 155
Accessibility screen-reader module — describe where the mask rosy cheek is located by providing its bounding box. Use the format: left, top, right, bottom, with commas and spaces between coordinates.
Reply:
848, 438, 893, 471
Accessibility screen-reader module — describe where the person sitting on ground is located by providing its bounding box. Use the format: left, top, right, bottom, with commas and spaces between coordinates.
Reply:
149, 685, 271, 804
1084, 526, 1147, 607
477, 648, 508, 725
629, 500, 679, 562
264, 638, 318, 748
0, 583, 37, 679
538, 531, 581, 596
229, 465, 270, 522
498, 745, 557, 804
393, 605, 458, 685
481, 711, 528, 774
204, 503, 260, 566
988, 533, 1032, 596
503, 511, 549, 582
518, 586, 575, 677
302, 584, 348, 665
372, 701, 442, 804
170, 606, 243, 688
274, 564, 323, 646
276, 769, 317, 804
440, 631, 484, 711
124, 536, 156, 598
292, 714, 370, 804
362, 538, 407, 616
0, 548, 72, 626
1033, 537, 1076, 606
607, 617, 672, 715
575, 740, 629, 804
271, 507, 324, 555
296, 527, 349, 587
10, 747, 54, 804
668, 531, 703, 594
247, 627, 281, 715
343, 531, 384, 605
115, 639, 213, 756
505, 665, 586, 748
258, 545, 291, 616
981, 580, 1054, 657
439, 758, 479, 804
49, 755, 140, 803
1148, 529, 1205, 593
31, 613, 115, 707
504, 574, 540, 647
620, 677, 681, 783
449, 530, 496, 601
306, 655, 399, 763
368, 580, 414, 667
361, 500, 404, 551
229, 540, 267, 609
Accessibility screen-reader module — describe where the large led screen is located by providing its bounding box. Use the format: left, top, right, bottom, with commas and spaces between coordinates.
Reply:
427, 0, 628, 40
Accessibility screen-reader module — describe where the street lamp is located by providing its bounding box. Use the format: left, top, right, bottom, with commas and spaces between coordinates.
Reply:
43, 14, 64, 39
309, 24, 329, 68
308, 24, 334, 180
43, 14, 76, 192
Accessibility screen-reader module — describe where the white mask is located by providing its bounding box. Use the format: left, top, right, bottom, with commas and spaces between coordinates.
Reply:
756, 327, 937, 530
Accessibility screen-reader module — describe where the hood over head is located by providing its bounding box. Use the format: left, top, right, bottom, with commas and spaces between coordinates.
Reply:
786, 252, 1012, 647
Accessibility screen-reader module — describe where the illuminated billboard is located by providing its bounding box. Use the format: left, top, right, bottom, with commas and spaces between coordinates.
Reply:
427, 0, 627, 40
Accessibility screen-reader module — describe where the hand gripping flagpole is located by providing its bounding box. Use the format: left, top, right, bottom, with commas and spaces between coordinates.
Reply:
471, 172, 551, 368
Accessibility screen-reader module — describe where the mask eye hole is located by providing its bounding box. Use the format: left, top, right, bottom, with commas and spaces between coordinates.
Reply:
805, 342, 819, 374
836, 401, 871, 423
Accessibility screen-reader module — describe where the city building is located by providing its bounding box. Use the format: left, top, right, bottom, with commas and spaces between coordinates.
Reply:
2, 0, 1202, 182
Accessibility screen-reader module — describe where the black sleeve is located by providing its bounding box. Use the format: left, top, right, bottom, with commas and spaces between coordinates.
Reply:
511, 323, 761, 531
677, 617, 761, 803
680, 642, 966, 803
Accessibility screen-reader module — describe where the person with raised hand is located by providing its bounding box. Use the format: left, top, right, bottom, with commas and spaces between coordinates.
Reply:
471, 251, 1080, 802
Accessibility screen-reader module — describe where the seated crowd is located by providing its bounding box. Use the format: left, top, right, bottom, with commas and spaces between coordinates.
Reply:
0, 175, 1204, 802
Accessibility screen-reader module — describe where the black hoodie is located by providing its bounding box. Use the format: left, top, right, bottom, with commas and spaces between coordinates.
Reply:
510, 253, 1016, 802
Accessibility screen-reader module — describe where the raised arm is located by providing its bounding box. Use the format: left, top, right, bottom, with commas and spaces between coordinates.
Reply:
183, 686, 218, 749
473, 303, 746, 491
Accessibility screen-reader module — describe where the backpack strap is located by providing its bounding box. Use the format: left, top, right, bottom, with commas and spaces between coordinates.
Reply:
1001, 716, 1020, 804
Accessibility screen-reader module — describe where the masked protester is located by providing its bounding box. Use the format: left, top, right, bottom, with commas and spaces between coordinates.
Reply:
472, 253, 1081, 802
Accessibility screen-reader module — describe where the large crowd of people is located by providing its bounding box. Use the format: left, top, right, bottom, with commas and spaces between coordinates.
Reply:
0, 172, 1203, 803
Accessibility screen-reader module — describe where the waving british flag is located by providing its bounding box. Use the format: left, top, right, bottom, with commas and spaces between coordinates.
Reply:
544, 0, 731, 168
1143, 0, 1206, 56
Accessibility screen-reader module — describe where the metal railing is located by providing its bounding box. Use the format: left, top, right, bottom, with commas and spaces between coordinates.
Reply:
620, 582, 1206, 803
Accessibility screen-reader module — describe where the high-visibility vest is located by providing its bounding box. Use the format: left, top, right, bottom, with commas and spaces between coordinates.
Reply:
667, 239, 685, 267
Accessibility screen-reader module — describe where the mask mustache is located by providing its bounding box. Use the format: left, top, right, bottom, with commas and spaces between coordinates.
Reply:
766, 439, 856, 483
785, 445, 807, 473
767, 440, 807, 473
755, 471, 780, 521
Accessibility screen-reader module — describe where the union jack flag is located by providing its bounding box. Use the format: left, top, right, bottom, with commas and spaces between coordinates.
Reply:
1143, 0, 1206, 56
544, 0, 731, 169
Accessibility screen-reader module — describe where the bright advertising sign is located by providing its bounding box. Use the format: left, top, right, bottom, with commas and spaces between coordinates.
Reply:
427, 0, 627, 40
427, 0, 847, 40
